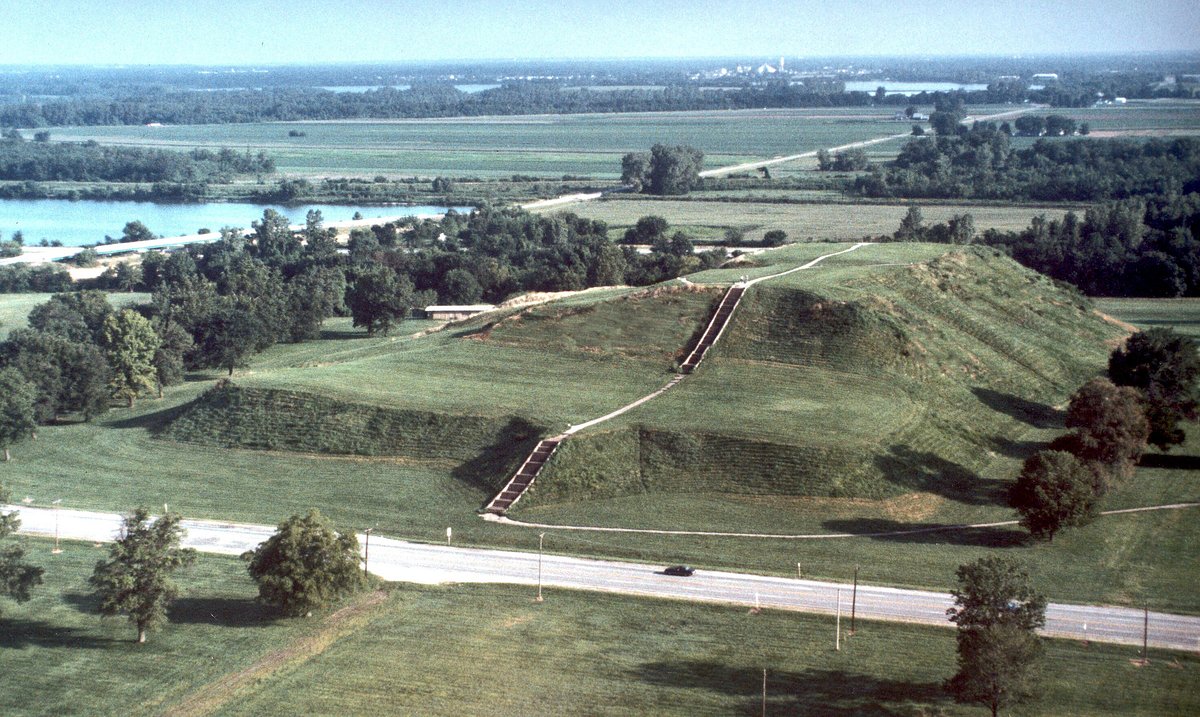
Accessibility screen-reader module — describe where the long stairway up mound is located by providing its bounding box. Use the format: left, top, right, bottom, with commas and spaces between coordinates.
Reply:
680, 285, 745, 373
484, 436, 564, 514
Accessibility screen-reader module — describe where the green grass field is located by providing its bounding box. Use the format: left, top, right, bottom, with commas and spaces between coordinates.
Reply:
46, 108, 948, 179
4, 540, 1194, 716
546, 198, 1078, 243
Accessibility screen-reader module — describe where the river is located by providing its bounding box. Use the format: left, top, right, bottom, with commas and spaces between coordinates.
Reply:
0, 200, 470, 247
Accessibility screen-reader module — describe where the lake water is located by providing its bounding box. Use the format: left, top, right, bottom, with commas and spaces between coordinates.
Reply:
0, 200, 469, 247
320, 84, 501, 94
843, 81, 990, 96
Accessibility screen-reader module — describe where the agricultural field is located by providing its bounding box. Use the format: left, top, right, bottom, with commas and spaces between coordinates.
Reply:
1094, 298, 1200, 339
1040, 99, 1200, 138
3, 541, 1194, 717
548, 197, 1079, 243
46, 107, 956, 179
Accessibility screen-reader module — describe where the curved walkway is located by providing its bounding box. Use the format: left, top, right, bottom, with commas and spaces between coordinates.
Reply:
484, 501, 1200, 539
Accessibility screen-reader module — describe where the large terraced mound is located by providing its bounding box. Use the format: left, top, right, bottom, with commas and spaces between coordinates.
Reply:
520, 246, 1125, 507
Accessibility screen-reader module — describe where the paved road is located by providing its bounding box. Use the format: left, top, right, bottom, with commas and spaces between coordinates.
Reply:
9, 504, 1197, 652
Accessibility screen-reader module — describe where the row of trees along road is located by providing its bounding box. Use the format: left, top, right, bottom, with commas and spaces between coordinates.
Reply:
1009, 328, 1198, 541
0, 494, 364, 644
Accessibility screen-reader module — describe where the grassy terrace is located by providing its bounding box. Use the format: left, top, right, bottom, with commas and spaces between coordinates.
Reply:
2, 540, 1195, 716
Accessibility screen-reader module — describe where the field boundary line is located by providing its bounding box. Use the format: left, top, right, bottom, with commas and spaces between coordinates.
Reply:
485, 501, 1200, 539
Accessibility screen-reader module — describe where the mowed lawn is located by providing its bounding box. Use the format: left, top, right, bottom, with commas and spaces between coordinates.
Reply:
0, 292, 148, 338
48, 108, 933, 179
216, 584, 1197, 717
3, 542, 1195, 717
552, 198, 1079, 244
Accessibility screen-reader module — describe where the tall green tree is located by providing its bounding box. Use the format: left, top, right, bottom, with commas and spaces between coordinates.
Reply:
0, 483, 44, 615
1062, 377, 1149, 477
89, 508, 196, 643
284, 266, 346, 342
1109, 328, 1199, 449
946, 556, 1046, 717
243, 509, 363, 617
647, 143, 704, 195
0, 368, 36, 461
1009, 450, 1100, 540
101, 309, 161, 407
347, 265, 414, 336
620, 152, 651, 192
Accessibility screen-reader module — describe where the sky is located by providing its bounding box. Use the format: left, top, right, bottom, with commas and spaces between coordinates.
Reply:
2, 0, 1198, 66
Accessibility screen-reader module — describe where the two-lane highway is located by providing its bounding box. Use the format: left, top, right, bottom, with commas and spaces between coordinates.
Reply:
9, 504, 1198, 652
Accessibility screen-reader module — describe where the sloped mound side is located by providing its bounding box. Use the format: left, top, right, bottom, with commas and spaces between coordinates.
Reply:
474, 285, 722, 364
521, 248, 1125, 507
159, 383, 544, 489
524, 426, 887, 504
719, 287, 917, 372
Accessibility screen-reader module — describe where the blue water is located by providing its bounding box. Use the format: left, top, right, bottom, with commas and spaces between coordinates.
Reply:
320, 84, 500, 94
0, 200, 470, 247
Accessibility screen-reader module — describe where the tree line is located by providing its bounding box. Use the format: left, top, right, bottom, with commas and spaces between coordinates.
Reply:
879, 191, 1200, 297
856, 125, 1200, 201
0, 134, 274, 183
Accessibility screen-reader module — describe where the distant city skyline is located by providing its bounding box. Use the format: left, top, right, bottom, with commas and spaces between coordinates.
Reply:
2, 0, 1198, 66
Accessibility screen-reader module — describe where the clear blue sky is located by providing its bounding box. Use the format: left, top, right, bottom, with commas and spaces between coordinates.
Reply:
3, 0, 1198, 65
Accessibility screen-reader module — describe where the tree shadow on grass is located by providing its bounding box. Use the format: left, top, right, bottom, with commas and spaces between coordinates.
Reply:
821, 518, 1028, 548
168, 597, 277, 628
983, 434, 1047, 460
319, 327, 370, 340
1138, 452, 1200, 471
875, 445, 1007, 507
633, 662, 946, 716
0, 619, 118, 649
103, 400, 193, 432
971, 387, 1063, 429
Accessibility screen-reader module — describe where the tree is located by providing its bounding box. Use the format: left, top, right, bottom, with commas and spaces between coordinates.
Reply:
911, 124, 925, 136
641, 144, 704, 195
621, 215, 669, 245
101, 309, 161, 407
346, 264, 414, 336
120, 220, 157, 244
816, 148, 832, 171
0, 368, 37, 461
284, 266, 346, 342
947, 214, 976, 245
762, 229, 788, 247
442, 268, 483, 304
930, 109, 965, 135
1109, 328, 1200, 449
947, 624, 1044, 717
948, 556, 1046, 633
0, 483, 44, 615
947, 556, 1046, 716
1063, 377, 1149, 476
1009, 450, 1100, 540
251, 208, 301, 268
894, 205, 926, 241
620, 152, 651, 192
27, 290, 114, 344
243, 509, 363, 617
89, 508, 196, 643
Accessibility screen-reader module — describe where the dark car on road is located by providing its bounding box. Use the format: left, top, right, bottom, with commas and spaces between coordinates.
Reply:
663, 565, 695, 577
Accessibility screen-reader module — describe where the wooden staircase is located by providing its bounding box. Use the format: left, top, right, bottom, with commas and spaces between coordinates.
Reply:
680, 285, 745, 373
483, 436, 564, 515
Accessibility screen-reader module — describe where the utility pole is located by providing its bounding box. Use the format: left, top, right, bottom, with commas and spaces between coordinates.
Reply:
1142, 604, 1149, 663
536, 532, 545, 602
835, 588, 842, 651
363, 527, 373, 576
51, 499, 62, 554
761, 668, 767, 717
850, 566, 858, 636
